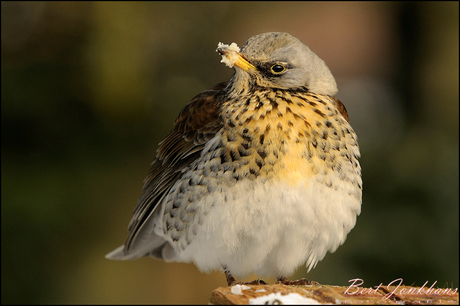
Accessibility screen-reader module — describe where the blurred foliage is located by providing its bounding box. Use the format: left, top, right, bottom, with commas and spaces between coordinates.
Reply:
1, 2, 458, 304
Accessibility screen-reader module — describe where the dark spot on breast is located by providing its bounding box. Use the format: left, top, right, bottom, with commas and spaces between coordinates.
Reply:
256, 158, 264, 168
325, 121, 332, 127
269, 98, 279, 110
244, 116, 252, 125
242, 142, 251, 150
227, 132, 237, 142
230, 149, 240, 161
259, 134, 265, 145
312, 139, 318, 148
319, 141, 327, 151
232, 172, 242, 181
314, 109, 326, 117
238, 145, 251, 157
275, 92, 292, 104
228, 120, 235, 128
242, 134, 252, 142
317, 99, 326, 105
309, 101, 317, 107
265, 124, 271, 133
307, 146, 313, 159
277, 122, 283, 130
257, 150, 267, 159
173, 201, 181, 208
179, 183, 187, 194
220, 150, 231, 164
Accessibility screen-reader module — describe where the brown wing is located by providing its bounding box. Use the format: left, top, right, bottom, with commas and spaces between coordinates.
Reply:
124, 82, 227, 252
331, 96, 350, 123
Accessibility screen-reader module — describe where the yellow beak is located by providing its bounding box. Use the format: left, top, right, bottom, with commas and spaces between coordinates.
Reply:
233, 53, 256, 71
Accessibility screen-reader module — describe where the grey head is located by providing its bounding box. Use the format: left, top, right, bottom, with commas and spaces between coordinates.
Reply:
234, 32, 338, 96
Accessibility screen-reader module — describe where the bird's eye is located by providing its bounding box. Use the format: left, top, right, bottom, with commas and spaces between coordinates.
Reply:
270, 64, 286, 74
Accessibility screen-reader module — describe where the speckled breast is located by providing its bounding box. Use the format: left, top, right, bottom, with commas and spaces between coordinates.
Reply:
161, 88, 362, 253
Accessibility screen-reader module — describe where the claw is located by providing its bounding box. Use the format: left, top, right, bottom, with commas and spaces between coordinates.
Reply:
224, 266, 267, 286
276, 277, 319, 286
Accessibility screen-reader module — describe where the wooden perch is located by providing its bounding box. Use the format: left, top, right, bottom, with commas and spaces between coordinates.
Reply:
209, 283, 459, 305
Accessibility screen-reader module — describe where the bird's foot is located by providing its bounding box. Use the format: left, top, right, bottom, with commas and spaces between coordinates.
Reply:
276, 277, 319, 286
230, 279, 268, 286
224, 267, 267, 286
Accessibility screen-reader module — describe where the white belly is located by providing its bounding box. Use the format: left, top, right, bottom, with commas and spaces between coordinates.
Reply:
161, 174, 360, 278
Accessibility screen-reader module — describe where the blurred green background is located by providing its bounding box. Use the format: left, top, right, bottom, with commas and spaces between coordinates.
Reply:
1, 2, 458, 304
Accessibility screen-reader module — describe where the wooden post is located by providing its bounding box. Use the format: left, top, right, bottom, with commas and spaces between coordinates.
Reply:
210, 283, 459, 305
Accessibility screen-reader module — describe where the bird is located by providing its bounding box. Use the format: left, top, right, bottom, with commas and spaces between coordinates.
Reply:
106, 32, 362, 287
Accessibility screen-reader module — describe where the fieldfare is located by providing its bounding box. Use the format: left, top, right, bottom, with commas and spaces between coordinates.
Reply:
106, 32, 362, 286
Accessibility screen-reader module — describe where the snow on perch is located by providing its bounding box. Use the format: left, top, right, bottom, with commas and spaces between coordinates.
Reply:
230, 284, 251, 295
249, 292, 325, 305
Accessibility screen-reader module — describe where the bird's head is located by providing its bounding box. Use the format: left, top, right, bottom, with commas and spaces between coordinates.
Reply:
217, 32, 338, 96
